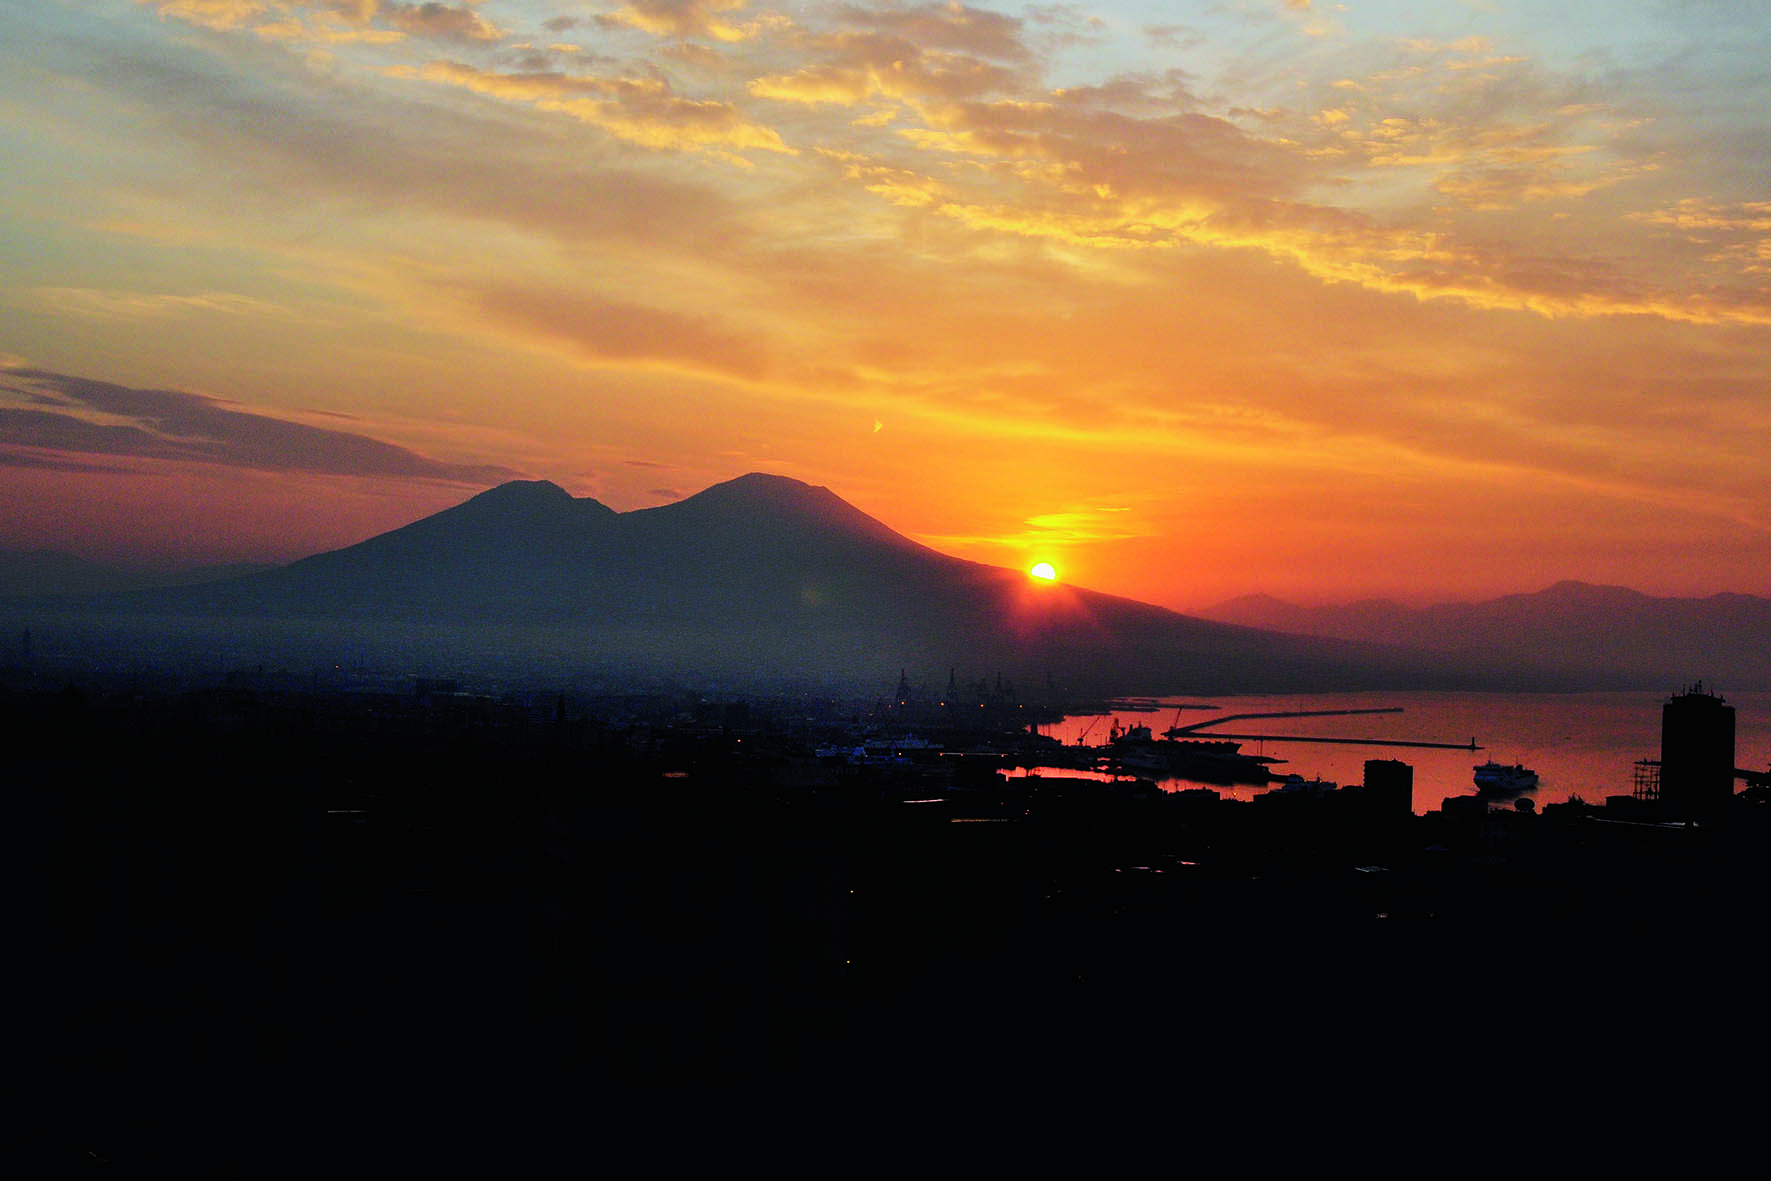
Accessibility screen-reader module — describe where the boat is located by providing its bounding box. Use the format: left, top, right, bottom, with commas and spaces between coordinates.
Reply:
1105, 726, 1278, 784
1473, 760, 1538, 792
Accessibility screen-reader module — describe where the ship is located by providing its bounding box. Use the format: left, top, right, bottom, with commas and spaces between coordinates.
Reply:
1473, 760, 1538, 793
1107, 722, 1279, 784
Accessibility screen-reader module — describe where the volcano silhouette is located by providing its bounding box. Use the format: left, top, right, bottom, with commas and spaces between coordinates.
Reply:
47, 473, 1453, 692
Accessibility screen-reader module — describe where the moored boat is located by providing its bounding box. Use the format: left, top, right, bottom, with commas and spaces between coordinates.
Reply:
1473, 760, 1538, 792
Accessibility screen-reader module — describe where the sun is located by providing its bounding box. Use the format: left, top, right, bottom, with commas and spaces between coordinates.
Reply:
1029, 561, 1057, 582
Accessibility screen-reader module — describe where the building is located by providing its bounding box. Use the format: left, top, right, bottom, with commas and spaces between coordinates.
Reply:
1659, 683, 1735, 816
1362, 758, 1414, 817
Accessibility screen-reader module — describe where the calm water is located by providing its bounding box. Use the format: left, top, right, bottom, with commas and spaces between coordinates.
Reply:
1032, 690, 1771, 814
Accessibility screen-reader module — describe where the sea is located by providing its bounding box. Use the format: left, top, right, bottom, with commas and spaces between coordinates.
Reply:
1027, 689, 1771, 815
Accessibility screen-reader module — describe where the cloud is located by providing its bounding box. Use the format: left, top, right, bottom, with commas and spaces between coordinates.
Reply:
1430, 158, 1652, 210
109, 32, 745, 239
0, 447, 135, 475
1636, 199, 1771, 234
743, 21, 1027, 108
1143, 24, 1199, 51
465, 284, 769, 380
24, 25, 752, 291
142, 1, 269, 31
815, 148, 948, 206
28, 288, 300, 322
1633, 198, 1771, 276
741, 2, 1035, 108
830, 3, 1030, 61
774, 43, 1771, 328
597, 0, 761, 42
118, 0, 1768, 328
397, 59, 793, 155
386, 3, 502, 43
141, 0, 504, 44
748, 32, 1023, 106
0, 366, 515, 482
917, 504, 1154, 556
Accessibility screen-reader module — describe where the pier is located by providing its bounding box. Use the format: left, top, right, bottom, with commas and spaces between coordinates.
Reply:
1169, 706, 1404, 735
1170, 706, 1478, 752
1180, 731, 1480, 751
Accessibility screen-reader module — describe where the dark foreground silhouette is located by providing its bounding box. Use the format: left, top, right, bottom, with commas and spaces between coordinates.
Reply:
40, 674, 1767, 1167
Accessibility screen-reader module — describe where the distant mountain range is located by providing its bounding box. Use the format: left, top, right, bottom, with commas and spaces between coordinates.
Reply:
1195, 583, 1770, 691
6, 476, 1761, 693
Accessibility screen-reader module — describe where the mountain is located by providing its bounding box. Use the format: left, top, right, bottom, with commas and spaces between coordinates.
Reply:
8, 475, 1683, 693
1196, 581, 1771, 690
140, 479, 623, 620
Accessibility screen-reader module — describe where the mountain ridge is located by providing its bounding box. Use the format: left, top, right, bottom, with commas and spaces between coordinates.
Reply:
1195, 581, 1770, 689
8, 476, 1760, 692
3, 474, 1441, 693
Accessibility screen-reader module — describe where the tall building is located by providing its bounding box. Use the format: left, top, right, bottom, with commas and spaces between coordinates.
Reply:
1362, 758, 1414, 817
1660, 683, 1735, 816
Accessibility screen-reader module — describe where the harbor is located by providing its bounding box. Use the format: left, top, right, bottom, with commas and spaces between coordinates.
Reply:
1029, 689, 1771, 811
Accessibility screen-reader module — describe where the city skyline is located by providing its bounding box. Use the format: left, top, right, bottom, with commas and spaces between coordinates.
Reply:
3, 2, 1767, 610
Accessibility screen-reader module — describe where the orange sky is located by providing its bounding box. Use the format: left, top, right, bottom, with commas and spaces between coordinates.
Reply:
2, 2, 1767, 609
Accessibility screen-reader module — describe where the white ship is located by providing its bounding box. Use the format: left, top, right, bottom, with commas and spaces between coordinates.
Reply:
1473, 760, 1538, 792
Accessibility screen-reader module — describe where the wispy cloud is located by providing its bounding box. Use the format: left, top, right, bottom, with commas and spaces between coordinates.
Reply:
141, 0, 503, 44
0, 365, 516, 482
28, 287, 301, 322
464, 283, 770, 379
393, 58, 792, 156
597, 0, 767, 43
921, 503, 1152, 552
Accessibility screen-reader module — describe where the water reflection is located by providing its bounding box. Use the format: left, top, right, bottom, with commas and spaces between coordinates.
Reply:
1031, 690, 1771, 814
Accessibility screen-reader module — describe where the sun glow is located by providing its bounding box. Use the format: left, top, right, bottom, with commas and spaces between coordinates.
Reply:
1029, 561, 1057, 582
